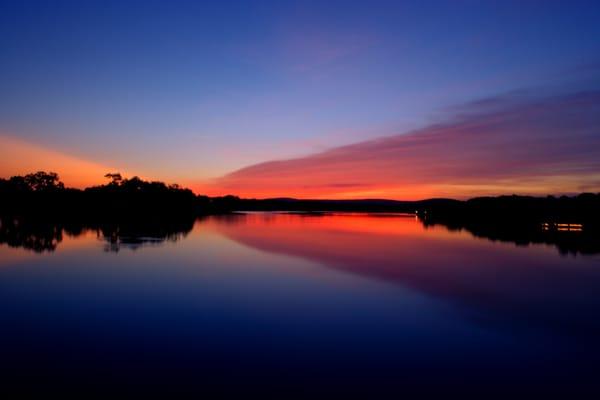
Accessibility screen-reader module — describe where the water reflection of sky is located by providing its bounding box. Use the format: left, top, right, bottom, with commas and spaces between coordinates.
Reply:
0, 213, 598, 396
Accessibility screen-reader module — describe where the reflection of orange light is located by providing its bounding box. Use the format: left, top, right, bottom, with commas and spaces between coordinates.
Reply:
207, 212, 477, 266
0, 246, 39, 267
58, 230, 102, 251
541, 222, 583, 232
208, 213, 442, 236
206, 212, 531, 298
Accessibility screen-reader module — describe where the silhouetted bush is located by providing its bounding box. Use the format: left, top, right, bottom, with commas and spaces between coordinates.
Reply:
0, 171, 197, 218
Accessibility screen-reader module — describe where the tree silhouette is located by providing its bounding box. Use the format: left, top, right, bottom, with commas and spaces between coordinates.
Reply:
104, 173, 123, 186
23, 171, 64, 192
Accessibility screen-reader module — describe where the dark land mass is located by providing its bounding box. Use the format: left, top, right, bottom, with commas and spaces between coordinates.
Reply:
1, 171, 599, 254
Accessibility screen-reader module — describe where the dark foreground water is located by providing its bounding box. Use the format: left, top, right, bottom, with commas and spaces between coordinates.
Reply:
1, 213, 599, 397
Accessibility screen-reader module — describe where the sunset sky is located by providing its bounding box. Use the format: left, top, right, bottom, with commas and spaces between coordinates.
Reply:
1, 1, 599, 199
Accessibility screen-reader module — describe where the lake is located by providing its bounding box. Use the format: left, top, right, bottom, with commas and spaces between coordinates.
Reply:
1, 212, 599, 397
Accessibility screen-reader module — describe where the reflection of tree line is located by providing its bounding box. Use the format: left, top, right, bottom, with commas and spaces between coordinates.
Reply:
99, 219, 195, 252
0, 217, 195, 253
420, 217, 600, 256
3, 212, 598, 255
0, 218, 64, 253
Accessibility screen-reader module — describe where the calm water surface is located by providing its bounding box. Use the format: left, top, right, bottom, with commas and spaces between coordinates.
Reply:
1, 213, 599, 396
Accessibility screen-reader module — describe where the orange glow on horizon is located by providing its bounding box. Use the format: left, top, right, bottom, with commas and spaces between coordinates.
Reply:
192, 176, 598, 200
0, 135, 125, 188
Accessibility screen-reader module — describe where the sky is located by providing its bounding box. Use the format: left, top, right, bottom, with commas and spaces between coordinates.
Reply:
1, 0, 599, 199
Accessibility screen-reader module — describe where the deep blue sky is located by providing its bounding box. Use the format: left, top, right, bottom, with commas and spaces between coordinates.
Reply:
1, 0, 599, 189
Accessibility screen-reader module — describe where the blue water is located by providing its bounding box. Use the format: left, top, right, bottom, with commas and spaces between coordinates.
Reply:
0, 213, 598, 397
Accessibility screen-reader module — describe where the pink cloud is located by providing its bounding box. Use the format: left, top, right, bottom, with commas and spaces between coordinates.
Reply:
201, 90, 600, 199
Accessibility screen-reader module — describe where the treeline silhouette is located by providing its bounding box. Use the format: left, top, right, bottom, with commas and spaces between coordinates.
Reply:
3, 171, 599, 223
417, 194, 600, 230
0, 171, 197, 219
2, 171, 600, 254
